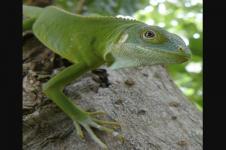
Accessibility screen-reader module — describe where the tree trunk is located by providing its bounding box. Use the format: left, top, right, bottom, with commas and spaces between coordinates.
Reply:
23, 36, 203, 150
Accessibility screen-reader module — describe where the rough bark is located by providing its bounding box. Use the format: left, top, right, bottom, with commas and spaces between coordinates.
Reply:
23, 36, 203, 150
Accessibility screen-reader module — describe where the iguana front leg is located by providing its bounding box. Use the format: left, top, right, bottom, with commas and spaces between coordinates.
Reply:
43, 63, 122, 149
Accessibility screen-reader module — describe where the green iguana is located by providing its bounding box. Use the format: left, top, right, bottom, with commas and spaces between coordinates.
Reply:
23, 5, 191, 149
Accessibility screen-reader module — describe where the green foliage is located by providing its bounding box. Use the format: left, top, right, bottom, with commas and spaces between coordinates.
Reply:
53, 0, 149, 15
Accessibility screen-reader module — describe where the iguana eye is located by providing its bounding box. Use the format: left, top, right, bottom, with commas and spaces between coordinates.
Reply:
143, 30, 155, 39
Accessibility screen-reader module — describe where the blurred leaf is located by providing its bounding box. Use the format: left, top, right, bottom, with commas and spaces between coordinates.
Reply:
54, 0, 149, 15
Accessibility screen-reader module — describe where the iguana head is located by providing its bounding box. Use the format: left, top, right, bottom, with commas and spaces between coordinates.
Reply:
105, 24, 192, 69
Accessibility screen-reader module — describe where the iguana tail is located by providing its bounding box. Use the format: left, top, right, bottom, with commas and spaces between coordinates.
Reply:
23, 5, 43, 31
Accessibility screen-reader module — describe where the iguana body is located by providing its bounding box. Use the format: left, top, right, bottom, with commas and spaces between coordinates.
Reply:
23, 5, 191, 149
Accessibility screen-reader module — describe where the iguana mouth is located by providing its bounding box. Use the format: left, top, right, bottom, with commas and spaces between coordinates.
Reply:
136, 45, 191, 59
176, 54, 191, 63
183, 54, 192, 60
134, 45, 192, 64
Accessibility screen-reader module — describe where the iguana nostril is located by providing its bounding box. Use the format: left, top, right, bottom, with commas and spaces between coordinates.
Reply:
178, 47, 184, 52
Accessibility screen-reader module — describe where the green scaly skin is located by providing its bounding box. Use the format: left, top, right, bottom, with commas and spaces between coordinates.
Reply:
23, 5, 191, 149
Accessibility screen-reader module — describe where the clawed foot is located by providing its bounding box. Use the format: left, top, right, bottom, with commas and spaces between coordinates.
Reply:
73, 111, 124, 149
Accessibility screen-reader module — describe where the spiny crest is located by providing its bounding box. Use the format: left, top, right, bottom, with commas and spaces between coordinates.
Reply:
82, 15, 138, 23
106, 15, 137, 22
115, 15, 136, 21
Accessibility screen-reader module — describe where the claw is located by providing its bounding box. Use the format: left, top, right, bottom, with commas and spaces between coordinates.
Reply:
90, 121, 124, 143
92, 118, 120, 129
73, 121, 84, 139
111, 131, 124, 142
115, 133, 125, 143
82, 124, 108, 149
88, 111, 107, 116
72, 111, 123, 149
90, 121, 115, 133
